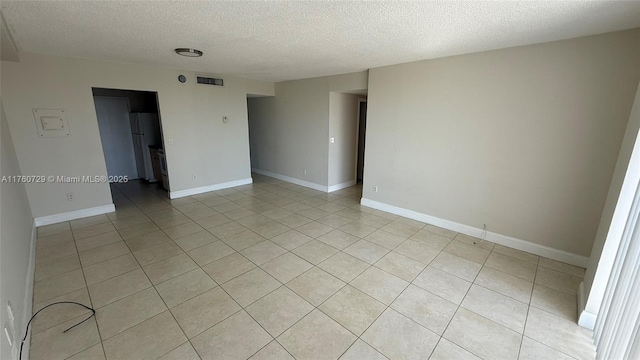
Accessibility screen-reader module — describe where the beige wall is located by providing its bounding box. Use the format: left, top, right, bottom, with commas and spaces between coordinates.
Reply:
329, 71, 368, 93
247, 80, 275, 97
247, 71, 367, 188
1, 52, 274, 217
329, 92, 360, 187
363, 28, 640, 257
249, 77, 331, 186
1, 100, 34, 359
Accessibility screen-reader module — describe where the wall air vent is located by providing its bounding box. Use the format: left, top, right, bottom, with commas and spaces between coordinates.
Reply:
196, 76, 224, 86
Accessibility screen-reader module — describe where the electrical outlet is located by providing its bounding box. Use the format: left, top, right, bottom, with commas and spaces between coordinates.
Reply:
192, 175, 197, 181
330, 137, 335, 144
67, 192, 74, 201
303, 170, 307, 175
167, 139, 174, 145
373, 186, 378, 192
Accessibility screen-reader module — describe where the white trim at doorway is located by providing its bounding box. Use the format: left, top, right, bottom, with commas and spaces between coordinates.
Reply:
328, 180, 357, 193
169, 178, 253, 199
252, 168, 356, 193
252, 168, 326, 192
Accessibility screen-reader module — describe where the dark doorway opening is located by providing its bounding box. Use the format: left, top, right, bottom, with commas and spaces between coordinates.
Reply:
356, 100, 367, 182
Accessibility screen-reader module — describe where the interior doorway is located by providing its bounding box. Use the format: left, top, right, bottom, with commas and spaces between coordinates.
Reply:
92, 88, 169, 197
356, 99, 367, 182
93, 97, 137, 179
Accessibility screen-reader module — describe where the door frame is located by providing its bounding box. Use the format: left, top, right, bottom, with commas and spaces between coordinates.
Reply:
354, 98, 367, 182
93, 96, 136, 179
92, 88, 170, 195
581, 81, 640, 331
153, 92, 170, 192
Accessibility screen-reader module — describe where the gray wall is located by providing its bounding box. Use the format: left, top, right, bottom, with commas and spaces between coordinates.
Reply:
1, 99, 34, 360
362, 28, 640, 257
93, 97, 138, 179
249, 77, 331, 186
329, 92, 360, 187
247, 71, 367, 188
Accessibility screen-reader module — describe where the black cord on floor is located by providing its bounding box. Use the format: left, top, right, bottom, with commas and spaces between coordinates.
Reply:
19, 301, 96, 360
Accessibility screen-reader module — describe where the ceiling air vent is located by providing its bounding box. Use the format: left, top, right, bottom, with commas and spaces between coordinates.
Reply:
196, 76, 224, 86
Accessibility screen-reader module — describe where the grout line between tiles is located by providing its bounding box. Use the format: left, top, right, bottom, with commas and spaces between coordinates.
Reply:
108, 186, 195, 359
36, 177, 587, 360
69, 220, 109, 360
517, 254, 541, 359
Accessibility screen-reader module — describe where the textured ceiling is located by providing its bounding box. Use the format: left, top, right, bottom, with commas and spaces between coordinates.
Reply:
2, 1, 640, 82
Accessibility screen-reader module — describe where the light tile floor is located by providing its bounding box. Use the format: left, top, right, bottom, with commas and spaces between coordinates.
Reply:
31, 174, 596, 360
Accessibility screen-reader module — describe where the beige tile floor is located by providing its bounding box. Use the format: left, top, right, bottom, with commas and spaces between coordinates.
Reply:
30, 174, 596, 360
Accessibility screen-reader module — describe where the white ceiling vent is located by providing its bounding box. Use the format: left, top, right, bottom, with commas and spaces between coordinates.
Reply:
196, 75, 223, 86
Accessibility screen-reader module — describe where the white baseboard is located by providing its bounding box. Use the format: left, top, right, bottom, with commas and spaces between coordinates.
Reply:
252, 168, 328, 192
360, 198, 589, 268
578, 310, 598, 331
34, 204, 116, 227
328, 180, 357, 193
577, 281, 597, 329
579, 310, 598, 330
169, 178, 253, 199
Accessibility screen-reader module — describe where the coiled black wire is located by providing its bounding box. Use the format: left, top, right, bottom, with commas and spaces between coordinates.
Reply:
19, 301, 96, 360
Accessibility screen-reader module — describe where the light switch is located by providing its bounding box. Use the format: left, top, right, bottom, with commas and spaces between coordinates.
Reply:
41, 116, 64, 130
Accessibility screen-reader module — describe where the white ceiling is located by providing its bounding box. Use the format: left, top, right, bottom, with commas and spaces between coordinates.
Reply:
2, 1, 640, 82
